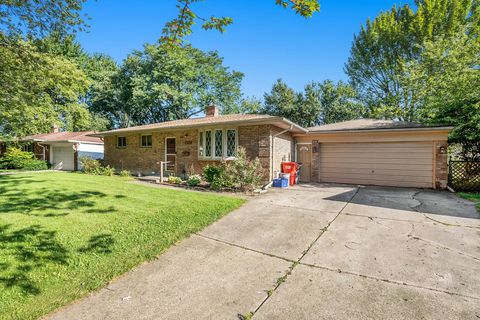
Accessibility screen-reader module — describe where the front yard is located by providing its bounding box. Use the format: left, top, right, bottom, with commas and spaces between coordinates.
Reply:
0, 172, 245, 320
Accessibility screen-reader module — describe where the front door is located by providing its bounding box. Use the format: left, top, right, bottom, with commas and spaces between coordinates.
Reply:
165, 138, 176, 173
297, 144, 312, 182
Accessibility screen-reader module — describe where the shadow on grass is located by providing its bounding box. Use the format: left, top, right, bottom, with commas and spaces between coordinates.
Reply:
0, 175, 115, 216
79, 234, 115, 254
0, 224, 68, 295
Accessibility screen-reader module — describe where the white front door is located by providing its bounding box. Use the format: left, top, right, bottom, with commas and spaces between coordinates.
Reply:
52, 146, 75, 171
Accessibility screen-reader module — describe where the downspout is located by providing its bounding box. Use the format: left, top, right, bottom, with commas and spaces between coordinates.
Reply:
271, 125, 293, 180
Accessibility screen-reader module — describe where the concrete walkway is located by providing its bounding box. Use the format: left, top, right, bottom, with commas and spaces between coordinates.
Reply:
46, 184, 480, 320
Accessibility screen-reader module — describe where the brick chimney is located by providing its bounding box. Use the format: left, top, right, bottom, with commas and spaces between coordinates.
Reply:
51, 124, 59, 133
205, 104, 219, 117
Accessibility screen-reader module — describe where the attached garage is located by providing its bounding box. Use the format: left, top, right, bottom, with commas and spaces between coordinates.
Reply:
295, 119, 453, 189
319, 142, 433, 188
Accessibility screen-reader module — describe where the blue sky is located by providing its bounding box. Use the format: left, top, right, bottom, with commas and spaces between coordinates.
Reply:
77, 0, 413, 99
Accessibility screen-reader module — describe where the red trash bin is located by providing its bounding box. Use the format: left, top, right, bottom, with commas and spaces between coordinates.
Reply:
281, 162, 298, 185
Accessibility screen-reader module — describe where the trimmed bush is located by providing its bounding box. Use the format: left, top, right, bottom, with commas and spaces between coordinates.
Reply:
186, 174, 202, 187
203, 165, 223, 183
19, 159, 48, 170
168, 176, 183, 184
79, 157, 101, 174
0, 147, 47, 170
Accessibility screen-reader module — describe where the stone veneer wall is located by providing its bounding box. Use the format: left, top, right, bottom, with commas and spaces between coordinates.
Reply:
104, 124, 285, 181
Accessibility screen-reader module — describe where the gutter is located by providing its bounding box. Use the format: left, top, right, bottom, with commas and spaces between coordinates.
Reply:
302, 126, 455, 135
88, 117, 307, 137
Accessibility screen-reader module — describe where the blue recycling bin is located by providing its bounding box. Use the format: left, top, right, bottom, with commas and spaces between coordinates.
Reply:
272, 178, 289, 188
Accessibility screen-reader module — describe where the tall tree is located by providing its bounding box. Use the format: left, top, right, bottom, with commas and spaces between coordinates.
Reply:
106, 44, 243, 127
261, 79, 364, 127
0, 0, 87, 38
403, 30, 480, 160
0, 38, 89, 137
345, 0, 479, 120
317, 80, 366, 124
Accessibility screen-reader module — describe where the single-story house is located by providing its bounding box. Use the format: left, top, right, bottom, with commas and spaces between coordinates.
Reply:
1, 126, 104, 171
90, 105, 452, 189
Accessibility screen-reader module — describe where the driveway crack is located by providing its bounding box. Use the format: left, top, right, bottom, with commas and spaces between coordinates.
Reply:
242, 187, 360, 319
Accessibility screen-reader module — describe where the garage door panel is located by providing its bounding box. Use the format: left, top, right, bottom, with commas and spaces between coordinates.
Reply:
320, 153, 432, 160
321, 173, 432, 183
320, 163, 432, 171
321, 167, 433, 177
53, 146, 74, 171
321, 157, 433, 165
321, 176, 433, 189
319, 142, 434, 188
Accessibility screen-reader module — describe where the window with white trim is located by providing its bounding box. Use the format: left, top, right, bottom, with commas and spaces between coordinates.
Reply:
198, 128, 237, 159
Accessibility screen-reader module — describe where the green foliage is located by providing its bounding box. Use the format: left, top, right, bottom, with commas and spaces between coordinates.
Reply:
402, 30, 480, 160
18, 159, 48, 171
186, 174, 202, 187
224, 148, 264, 192
79, 157, 115, 176
168, 176, 183, 184
110, 44, 243, 127
0, 147, 46, 170
119, 170, 131, 177
0, 37, 90, 138
260, 79, 365, 127
203, 165, 224, 183
79, 157, 101, 174
345, 0, 479, 121
0, 0, 87, 38
203, 148, 263, 192
96, 166, 115, 176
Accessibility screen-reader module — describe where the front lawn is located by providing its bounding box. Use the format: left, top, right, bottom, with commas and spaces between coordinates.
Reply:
459, 192, 480, 212
0, 172, 245, 320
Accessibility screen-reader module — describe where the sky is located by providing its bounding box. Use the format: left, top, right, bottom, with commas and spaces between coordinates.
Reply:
76, 0, 414, 99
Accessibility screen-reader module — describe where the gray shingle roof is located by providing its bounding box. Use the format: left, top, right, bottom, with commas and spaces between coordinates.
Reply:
307, 119, 437, 132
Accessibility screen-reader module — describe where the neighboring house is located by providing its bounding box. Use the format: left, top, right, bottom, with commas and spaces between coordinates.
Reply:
1, 126, 104, 171
91, 105, 452, 189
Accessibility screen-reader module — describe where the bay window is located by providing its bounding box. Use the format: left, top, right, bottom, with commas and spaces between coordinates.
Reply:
198, 128, 237, 159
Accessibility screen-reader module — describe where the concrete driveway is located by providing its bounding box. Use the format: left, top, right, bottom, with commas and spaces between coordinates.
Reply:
47, 184, 480, 320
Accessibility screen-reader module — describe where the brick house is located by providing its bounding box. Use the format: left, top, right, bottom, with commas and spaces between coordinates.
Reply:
91, 105, 453, 189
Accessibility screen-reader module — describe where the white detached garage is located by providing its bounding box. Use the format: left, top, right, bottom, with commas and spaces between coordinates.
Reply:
295, 119, 453, 189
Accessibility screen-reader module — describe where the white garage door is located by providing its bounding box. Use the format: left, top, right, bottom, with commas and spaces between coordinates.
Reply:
319, 142, 434, 188
53, 146, 75, 171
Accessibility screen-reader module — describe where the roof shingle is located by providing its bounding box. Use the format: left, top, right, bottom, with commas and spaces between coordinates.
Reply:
22, 131, 103, 144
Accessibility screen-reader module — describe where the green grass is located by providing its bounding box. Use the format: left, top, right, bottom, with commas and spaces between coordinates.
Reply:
0, 172, 245, 320
458, 192, 480, 212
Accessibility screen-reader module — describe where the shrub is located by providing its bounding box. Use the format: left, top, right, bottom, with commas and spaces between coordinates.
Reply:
168, 176, 183, 184
96, 165, 116, 176
79, 157, 115, 176
203, 164, 234, 190
0, 147, 47, 170
20, 159, 48, 170
79, 157, 101, 174
225, 148, 264, 192
186, 174, 202, 187
119, 170, 131, 177
202, 165, 223, 183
